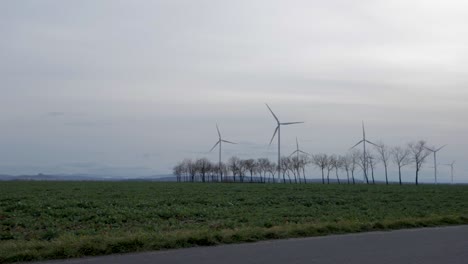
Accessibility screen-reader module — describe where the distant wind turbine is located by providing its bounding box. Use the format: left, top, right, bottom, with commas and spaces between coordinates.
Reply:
266, 104, 304, 178
289, 137, 310, 158
210, 124, 236, 181
424, 145, 446, 184
289, 137, 310, 184
350, 121, 377, 182
444, 160, 455, 184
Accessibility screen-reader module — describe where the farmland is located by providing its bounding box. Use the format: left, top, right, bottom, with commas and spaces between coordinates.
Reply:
1, 182, 467, 263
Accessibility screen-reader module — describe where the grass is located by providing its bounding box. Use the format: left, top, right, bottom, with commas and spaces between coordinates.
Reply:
0, 182, 467, 263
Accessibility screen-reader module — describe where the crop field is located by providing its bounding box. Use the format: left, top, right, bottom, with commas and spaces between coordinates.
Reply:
1, 182, 467, 263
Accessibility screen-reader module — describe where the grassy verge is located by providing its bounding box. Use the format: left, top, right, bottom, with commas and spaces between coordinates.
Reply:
1, 182, 467, 263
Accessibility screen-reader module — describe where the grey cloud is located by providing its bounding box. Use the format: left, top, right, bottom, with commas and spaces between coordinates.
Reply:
47, 112, 65, 117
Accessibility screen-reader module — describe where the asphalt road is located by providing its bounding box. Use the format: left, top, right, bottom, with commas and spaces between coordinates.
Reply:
33, 225, 468, 264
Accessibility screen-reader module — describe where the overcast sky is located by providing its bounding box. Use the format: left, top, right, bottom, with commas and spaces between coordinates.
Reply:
1, 0, 467, 182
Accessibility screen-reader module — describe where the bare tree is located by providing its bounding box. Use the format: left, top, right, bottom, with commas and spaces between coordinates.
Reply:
408, 140, 431, 185
341, 155, 351, 184
172, 162, 183, 182
184, 159, 196, 182
227, 156, 241, 182
331, 155, 342, 184
357, 151, 369, 184
195, 158, 211, 183
266, 162, 277, 183
290, 156, 301, 183
238, 159, 249, 183
243, 159, 257, 182
391, 146, 411, 185
257, 158, 270, 183
299, 154, 310, 183
375, 142, 391, 185
219, 162, 228, 182
349, 150, 360, 184
280, 157, 292, 183
312, 154, 328, 184
367, 152, 378, 184
326, 155, 336, 184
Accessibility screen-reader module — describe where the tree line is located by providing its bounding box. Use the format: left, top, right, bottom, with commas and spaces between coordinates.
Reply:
173, 140, 435, 185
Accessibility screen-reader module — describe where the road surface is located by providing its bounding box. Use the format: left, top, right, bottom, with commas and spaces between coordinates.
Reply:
32, 225, 468, 264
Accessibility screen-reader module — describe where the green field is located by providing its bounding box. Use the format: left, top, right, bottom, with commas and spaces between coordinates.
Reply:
1, 182, 467, 263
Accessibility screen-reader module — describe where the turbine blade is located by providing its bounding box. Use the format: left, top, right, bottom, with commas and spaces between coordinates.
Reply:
281, 122, 304, 125
365, 140, 379, 147
299, 150, 311, 156
424, 146, 435, 152
209, 140, 220, 152
216, 124, 221, 138
222, 140, 236, 144
265, 104, 279, 123
289, 150, 298, 157
436, 145, 447, 152
296, 137, 299, 150
350, 140, 364, 149
269, 126, 279, 146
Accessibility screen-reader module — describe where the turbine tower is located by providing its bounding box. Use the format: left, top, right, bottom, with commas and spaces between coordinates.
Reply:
444, 160, 455, 184
210, 124, 236, 181
350, 121, 377, 182
266, 104, 304, 178
425, 145, 446, 184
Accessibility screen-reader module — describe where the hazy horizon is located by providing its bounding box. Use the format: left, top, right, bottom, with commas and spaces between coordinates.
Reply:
1, 0, 467, 183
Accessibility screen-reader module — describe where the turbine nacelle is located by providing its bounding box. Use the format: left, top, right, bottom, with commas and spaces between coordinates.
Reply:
266, 104, 304, 146
289, 137, 310, 157
350, 122, 377, 150
425, 145, 447, 153
209, 124, 236, 152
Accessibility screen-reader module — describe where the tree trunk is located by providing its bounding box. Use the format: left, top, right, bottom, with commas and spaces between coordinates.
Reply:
335, 169, 341, 184
415, 168, 419, 185
302, 167, 307, 184
385, 166, 388, 185
398, 166, 402, 185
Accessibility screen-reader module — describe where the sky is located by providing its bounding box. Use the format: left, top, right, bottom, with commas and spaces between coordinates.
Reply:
1, 0, 467, 182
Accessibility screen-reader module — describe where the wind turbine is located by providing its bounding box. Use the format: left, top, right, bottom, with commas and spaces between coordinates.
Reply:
350, 121, 377, 182
425, 145, 446, 184
444, 160, 455, 184
210, 124, 236, 181
289, 137, 310, 158
266, 104, 304, 178
289, 137, 310, 183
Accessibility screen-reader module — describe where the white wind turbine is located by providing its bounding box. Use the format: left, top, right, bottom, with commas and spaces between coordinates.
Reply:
444, 160, 455, 184
266, 104, 304, 178
350, 121, 377, 182
424, 145, 446, 184
210, 124, 236, 181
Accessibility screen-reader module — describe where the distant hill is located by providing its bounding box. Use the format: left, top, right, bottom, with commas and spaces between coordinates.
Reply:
1, 174, 462, 184
0, 174, 174, 182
